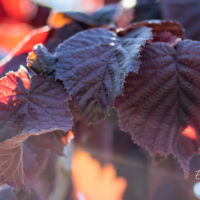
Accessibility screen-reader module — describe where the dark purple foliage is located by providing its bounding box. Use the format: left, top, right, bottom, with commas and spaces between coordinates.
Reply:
55, 26, 152, 122
1, 2, 200, 198
115, 40, 200, 176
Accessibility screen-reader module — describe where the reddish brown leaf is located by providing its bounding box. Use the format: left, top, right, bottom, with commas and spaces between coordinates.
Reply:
115, 40, 200, 176
0, 66, 72, 142
0, 66, 73, 187
119, 20, 184, 39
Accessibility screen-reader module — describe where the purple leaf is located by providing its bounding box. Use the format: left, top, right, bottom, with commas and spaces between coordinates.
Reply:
0, 66, 73, 187
121, 20, 184, 39
55, 27, 152, 122
0, 66, 72, 141
115, 40, 200, 177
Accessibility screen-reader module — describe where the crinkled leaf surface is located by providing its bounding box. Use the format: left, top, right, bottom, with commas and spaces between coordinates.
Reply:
115, 40, 200, 176
0, 66, 72, 141
161, 0, 200, 41
55, 27, 152, 122
64, 4, 119, 26
122, 20, 184, 39
0, 66, 72, 187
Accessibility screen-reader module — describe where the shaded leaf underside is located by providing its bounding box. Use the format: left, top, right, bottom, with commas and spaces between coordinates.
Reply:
115, 40, 200, 176
0, 139, 24, 187
55, 27, 152, 122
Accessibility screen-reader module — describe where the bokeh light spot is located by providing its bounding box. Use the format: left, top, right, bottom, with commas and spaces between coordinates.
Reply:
193, 182, 200, 199
122, 0, 137, 9
182, 125, 197, 140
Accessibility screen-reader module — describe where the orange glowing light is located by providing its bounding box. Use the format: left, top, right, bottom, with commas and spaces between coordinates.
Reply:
182, 125, 197, 140
61, 130, 74, 145
72, 149, 127, 200
0, 22, 33, 51
27, 51, 37, 68
48, 12, 71, 28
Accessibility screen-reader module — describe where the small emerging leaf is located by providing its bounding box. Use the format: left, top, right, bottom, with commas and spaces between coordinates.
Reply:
27, 44, 56, 75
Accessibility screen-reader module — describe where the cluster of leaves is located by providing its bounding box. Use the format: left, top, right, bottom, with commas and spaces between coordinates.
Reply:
1, 0, 200, 199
